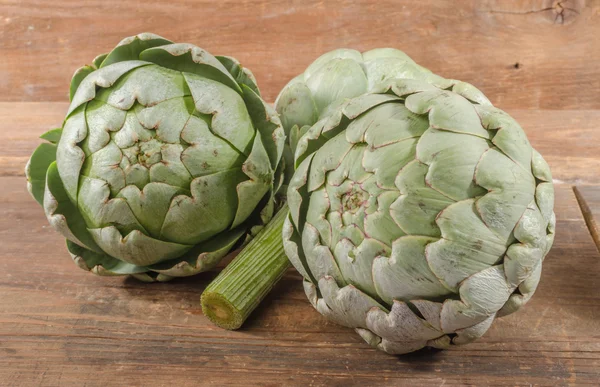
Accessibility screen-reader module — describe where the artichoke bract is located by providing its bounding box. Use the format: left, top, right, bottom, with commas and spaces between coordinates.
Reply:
26, 33, 285, 282
283, 78, 555, 354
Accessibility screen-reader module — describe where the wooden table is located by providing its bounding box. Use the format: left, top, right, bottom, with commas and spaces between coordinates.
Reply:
1, 103, 598, 386
1, 1, 600, 386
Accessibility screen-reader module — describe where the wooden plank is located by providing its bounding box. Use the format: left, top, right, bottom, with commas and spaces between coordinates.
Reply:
2, 103, 599, 184
0, 177, 598, 385
574, 186, 600, 254
0, 0, 599, 109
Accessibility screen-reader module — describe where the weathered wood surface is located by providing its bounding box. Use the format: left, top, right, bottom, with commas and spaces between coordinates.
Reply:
0, 103, 599, 386
2, 0, 600, 385
1, 0, 600, 109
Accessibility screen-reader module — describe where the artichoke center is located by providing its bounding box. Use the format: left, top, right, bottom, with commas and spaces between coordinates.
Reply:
341, 185, 369, 214
123, 138, 163, 168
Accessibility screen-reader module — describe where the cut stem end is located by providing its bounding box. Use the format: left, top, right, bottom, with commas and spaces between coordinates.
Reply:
201, 292, 243, 330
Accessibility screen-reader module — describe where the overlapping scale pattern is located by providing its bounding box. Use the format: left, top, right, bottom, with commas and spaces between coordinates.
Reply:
283, 78, 554, 354
26, 33, 285, 281
275, 48, 454, 184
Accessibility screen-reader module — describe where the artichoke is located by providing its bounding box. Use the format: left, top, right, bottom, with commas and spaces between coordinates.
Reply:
283, 78, 555, 354
26, 33, 285, 282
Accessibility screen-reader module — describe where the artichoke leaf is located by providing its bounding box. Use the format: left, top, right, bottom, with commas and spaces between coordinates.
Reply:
149, 143, 193, 189
81, 141, 126, 196
117, 182, 189, 239
440, 265, 512, 333
305, 57, 368, 115
417, 128, 490, 201
373, 236, 451, 303
345, 102, 429, 149
232, 130, 273, 228
88, 227, 192, 267
148, 226, 247, 276
92, 53, 108, 69
43, 162, 103, 253
531, 149, 552, 182
450, 81, 492, 106
184, 73, 255, 154
363, 138, 419, 190
365, 300, 444, 345
476, 104, 532, 169
160, 169, 246, 245
306, 131, 354, 192
26, 142, 57, 206
310, 276, 386, 329
39, 128, 63, 144
275, 81, 318, 133
475, 147, 536, 240
287, 153, 314, 231
535, 182, 555, 224
100, 33, 173, 68
216, 55, 260, 95
70, 65, 96, 102
241, 84, 285, 171
57, 107, 87, 205
77, 175, 146, 235
136, 97, 193, 144
426, 199, 508, 291
81, 100, 127, 154
304, 48, 363, 79
451, 314, 496, 345
364, 190, 404, 246
67, 239, 148, 276
497, 262, 542, 317
282, 215, 314, 283
141, 44, 242, 94
181, 115, 245, 177
405, 89, 490, 139
392, 159, 453, 237
302, 223, 345, 286
333, 236, 390, 300
96, 65, 188, 110
68, 60, 152, 117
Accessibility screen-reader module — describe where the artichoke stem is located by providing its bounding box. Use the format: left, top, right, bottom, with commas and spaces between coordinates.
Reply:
201, 204, 290, 330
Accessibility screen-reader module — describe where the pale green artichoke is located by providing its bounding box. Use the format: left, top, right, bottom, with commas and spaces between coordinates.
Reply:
26, 33, 285, 282
283, 77, 555, 354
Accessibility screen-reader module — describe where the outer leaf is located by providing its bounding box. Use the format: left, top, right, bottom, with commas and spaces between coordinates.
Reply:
26, 142, 57, 205
100, 33, 173, 68
44, 162, 103, 253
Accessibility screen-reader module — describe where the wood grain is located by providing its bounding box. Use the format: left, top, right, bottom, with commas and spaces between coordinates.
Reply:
1, 0, 600, 109
2, 0, 600, 384
574, 186, 600, 254
0, 103, 599, 386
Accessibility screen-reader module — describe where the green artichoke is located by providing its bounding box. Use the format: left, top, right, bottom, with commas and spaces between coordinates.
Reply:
26, 33, 285, 282
283, 78, 555, 354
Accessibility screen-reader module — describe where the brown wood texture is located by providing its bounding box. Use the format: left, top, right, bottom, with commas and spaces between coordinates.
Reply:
0, 103, 599, 386
0, 0, 599, 108
575, 186, 600, 254
2, 0, 600, 385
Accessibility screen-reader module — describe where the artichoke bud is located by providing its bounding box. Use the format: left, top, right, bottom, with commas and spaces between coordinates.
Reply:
282, 50, 555, 354
26, 33, 285, 281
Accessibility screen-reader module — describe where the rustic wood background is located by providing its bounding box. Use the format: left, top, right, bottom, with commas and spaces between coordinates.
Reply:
1, 0, 599, 109
1, 0, 600, 386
